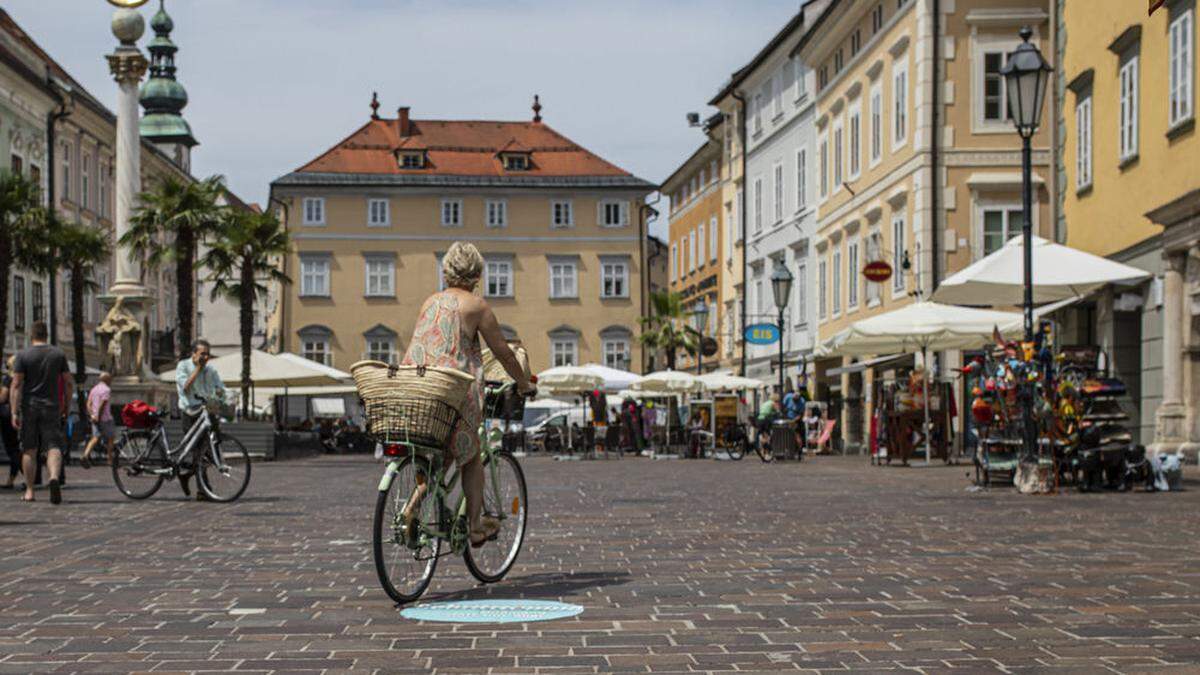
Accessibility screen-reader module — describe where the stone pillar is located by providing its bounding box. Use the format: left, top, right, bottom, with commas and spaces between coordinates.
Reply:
98, 5, 158, 390
105, 27, 148, 295
1151, 251, 1187, 455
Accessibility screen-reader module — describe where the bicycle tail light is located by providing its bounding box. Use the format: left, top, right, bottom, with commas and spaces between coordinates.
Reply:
383, 443, 408, 458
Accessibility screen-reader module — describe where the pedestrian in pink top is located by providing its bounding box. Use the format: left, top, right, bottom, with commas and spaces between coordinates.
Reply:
80, 372, 115, 468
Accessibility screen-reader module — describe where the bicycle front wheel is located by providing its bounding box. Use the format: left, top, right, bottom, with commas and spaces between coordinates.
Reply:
374, 456, 440, 604
464, 452, 528, 584
197, 433, 252, 502
112, 432, 166, 500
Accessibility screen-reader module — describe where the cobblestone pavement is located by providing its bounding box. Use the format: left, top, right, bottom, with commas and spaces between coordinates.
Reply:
2, 454, 1200, 674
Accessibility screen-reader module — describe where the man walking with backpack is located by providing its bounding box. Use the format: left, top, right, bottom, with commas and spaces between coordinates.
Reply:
11, 321, 72, 504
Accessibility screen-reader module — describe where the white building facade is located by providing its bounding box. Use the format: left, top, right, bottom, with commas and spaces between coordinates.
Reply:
732, 4, 828, 387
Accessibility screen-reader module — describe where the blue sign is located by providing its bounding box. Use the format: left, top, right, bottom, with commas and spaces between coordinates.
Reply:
744, 323, 781, 345
401, 599, 584, 624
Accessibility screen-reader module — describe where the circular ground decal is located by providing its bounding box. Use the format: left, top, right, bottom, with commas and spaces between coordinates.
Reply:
400, 599, 584, 623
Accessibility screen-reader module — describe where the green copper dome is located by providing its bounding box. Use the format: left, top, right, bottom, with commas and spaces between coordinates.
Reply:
138, 0, 196, 148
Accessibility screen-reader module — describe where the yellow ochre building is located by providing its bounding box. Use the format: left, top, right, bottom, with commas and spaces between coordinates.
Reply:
270, 98, 654, 374
1058, 0, 1198, 451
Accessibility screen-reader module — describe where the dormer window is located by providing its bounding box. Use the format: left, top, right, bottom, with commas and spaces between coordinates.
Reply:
398, 151, 424, 169
502, 153, 530, 171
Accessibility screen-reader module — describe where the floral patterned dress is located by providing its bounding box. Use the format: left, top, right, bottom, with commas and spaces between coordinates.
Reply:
402, 291, 484, 466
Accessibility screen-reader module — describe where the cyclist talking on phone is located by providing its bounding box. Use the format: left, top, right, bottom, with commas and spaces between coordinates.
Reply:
175, 338, 225, 498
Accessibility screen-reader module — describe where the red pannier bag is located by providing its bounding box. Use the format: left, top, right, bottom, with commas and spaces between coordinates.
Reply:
121, 399, 158, 429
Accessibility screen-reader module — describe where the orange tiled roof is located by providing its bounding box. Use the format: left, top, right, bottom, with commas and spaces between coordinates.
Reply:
295, 117, 634, 178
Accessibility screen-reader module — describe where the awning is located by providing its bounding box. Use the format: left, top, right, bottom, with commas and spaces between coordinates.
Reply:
825, 353, 911, 377
310, 397, 346, 418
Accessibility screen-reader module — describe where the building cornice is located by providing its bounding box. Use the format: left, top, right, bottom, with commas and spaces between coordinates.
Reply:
273, 171, 655, 191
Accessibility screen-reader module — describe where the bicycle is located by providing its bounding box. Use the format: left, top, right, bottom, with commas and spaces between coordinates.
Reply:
372, 381, 533, 604
718, 422, 748, 460
111, 398, 252, 502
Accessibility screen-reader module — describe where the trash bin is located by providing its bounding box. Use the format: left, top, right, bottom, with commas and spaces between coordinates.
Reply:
770, 419, 800, 461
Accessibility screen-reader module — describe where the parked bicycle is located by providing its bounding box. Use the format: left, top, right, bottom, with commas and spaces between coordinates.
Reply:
111, 398, 251, 502
372, 380, 534, 604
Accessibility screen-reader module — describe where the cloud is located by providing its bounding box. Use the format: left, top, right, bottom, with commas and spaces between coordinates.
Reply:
8, 0, 796, 236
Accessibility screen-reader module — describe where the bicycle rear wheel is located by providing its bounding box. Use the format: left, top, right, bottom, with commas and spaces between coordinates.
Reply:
464, 452, 528, 583
197, 433, 252, 502
112, 432, 166, 500
374, 456, 441, 604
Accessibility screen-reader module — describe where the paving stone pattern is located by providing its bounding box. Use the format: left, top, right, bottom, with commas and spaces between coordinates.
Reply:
2, 455, 1200, 673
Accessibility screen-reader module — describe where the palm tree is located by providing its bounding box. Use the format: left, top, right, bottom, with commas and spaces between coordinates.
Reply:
0, 171, 50, 364
122, 174, 225, 358
57, 220, 110, 417
638, 290, 698, 371
201, 208, 290, 417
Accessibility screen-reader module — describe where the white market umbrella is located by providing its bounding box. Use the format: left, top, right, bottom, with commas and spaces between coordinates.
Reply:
277, 352, 352, 381
579, 363, 640, 393
158, 349, 343, 388
698, 371, 767, 392
631, 369, 706, 394
932, 235, 1151, 306
535, 365, 605, 450
820, 301, 1025, 464
535, 365, 605, 394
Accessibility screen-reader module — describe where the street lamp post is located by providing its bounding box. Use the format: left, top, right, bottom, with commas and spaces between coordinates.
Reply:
690, 298, 709, 375
1000, 26, 1053, 460
770, 261, 794, 398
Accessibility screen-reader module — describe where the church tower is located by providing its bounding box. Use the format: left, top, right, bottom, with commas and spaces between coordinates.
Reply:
138, 0, 196, 171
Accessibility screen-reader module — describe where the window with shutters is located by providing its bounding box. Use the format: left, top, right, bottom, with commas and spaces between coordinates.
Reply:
485, 260, 512, 297
709, 216, 718, 262
893, 59, 909, 148
832, 249, 842, 316
773, 163, 784, 223
599, 200, 629, 227
486, 199, 507, 228
870, 83, 883, 165
754, 178, 764, 233
601, 261, 629, 298
1076, 96, 1093, 190
364, 257, 395, 296
796, 149, 807, 210
300, 256, 330, 297
818, 258, 828, 320
1119, 55, 1139, 161
302, 197, 325, 225
698, 223, 706, 266
549, 261, 578, 298
551, 200, 574, 228
891, 214, 906, 293
440, 199, 463, 227
847, 240, 859, 309
367, 198, 389, 226
1170, 9, 1195, 128
848, 103, 862, 179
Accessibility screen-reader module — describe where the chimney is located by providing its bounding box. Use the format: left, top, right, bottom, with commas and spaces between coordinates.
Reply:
397, 106, 411, 136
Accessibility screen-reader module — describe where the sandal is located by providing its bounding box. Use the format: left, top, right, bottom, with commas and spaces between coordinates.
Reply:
469, 516, 501, 548
80, 456, 92, 470
21, 494, 34, 502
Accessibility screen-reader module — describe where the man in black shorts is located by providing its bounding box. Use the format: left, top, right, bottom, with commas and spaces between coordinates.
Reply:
11, 321, 72, 504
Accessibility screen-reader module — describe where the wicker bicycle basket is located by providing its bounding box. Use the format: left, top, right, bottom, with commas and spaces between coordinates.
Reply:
350, 361, 476, 448
480, 345, 531, 384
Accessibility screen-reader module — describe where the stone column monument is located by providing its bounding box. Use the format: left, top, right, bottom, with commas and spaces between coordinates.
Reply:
98, 0, 161, 397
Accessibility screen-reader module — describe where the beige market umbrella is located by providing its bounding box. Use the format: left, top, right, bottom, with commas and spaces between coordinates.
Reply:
932, 235, 1151, 306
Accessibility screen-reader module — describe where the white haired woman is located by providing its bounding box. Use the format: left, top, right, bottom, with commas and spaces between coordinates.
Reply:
401, 242, 535, 547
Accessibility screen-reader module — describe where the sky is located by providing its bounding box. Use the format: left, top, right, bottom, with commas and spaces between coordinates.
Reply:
7, 0, 800, 239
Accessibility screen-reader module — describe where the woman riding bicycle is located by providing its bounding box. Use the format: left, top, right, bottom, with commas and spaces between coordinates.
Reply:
402, 242, 534, 548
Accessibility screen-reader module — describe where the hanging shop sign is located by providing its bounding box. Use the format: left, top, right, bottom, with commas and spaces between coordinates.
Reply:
701, 337, 719, 357
863, 260, 893, 283
744, 323, 780, 345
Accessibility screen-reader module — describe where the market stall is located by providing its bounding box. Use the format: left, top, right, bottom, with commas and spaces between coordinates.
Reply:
631, 370, 705, 455
534, 365, 605, 456
820, 301, 1026, 465
697, 371, 763, 456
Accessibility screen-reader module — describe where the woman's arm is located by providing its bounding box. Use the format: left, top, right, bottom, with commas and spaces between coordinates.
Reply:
476, 302, 533, 392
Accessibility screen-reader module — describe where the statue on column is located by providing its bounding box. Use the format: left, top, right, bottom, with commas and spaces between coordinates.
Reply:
96, 297, 144, 376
